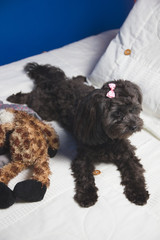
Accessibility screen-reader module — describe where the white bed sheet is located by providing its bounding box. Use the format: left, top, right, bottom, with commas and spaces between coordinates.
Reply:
0, 30, 160, 240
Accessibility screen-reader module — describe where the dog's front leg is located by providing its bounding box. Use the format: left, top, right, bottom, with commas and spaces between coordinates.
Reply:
71, 152, 98, 207
114, 141, 149, 205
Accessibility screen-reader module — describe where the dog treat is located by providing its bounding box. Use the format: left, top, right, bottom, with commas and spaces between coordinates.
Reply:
93, 170, 101, 175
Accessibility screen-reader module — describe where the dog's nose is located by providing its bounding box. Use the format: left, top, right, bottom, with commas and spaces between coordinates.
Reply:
130, 125, 137, 131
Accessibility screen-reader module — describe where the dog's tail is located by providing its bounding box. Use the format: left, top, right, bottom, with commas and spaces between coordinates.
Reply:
24, 62, 66, 85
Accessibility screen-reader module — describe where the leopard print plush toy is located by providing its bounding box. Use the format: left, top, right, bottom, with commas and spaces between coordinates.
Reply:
0, 108, 59, 208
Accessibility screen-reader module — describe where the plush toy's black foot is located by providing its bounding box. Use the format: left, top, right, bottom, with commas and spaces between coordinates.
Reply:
13, 180, 47, 202
48, 148, 57, 158
0, 147, 7, 155
0, 182, 15, 209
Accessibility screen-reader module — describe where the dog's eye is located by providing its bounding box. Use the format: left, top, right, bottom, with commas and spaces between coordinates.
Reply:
129, 109, 134, 113
129, 108, 135, 113
129, 107, 139, 114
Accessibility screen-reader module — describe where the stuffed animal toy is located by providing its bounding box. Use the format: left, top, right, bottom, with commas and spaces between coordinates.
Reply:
0, 108, 59, 209
0, 100, 42, 167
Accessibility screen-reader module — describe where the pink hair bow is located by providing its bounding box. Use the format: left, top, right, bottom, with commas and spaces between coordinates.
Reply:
106, 83, 116, 98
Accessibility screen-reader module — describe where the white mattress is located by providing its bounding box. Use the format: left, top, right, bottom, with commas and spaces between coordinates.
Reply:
0, 29, 160, 240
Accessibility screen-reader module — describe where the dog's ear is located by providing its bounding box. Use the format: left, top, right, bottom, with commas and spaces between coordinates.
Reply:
133, 84, 142, 105
74, 89, 109, 145
125, 81, 142, 105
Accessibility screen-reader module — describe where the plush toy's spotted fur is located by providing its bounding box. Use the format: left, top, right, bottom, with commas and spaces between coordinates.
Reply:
0, 108, 59, 208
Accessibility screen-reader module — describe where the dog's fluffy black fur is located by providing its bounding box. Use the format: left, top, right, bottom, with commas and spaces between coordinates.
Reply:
7, 62, 149, 207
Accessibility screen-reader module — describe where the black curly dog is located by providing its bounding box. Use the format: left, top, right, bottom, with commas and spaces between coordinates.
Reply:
7, 62, 149, 207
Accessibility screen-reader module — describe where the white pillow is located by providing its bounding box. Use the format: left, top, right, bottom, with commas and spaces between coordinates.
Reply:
88, 0, 160, 118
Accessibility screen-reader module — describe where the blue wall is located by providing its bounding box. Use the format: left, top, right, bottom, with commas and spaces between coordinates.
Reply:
0, 0, 134, 66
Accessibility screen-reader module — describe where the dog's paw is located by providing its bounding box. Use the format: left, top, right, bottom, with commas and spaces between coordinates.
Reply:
0, 182, 15, 208
7, 92, 23, 104
7, 93, 16, 102
74, 186, 98, 208
124, 186, 149, 205
14, 179, 47, 202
